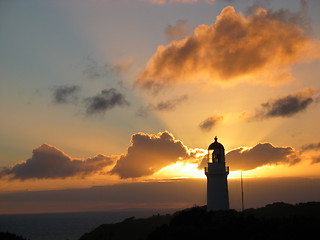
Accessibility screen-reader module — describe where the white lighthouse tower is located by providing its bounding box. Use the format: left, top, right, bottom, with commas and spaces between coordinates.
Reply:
205, 137, 229, 211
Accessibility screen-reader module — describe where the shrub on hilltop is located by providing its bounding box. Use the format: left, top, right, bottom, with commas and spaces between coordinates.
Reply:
0, 232, 29, 240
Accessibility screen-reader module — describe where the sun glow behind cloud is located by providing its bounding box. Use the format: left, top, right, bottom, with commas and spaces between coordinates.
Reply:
151, 162, 270, 180
153, 162, 205, 179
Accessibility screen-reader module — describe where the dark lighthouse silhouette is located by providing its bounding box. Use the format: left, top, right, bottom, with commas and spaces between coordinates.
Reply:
205, 136, 230, 211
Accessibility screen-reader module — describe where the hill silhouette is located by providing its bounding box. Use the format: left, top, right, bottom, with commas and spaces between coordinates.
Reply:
79, 214, 172, 240
79, 202, 320, 240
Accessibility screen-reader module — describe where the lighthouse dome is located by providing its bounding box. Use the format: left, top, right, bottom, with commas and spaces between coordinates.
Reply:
208, 137, 224, 150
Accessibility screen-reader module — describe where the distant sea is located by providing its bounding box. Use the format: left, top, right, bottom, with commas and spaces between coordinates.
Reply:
0, 209, 178, 240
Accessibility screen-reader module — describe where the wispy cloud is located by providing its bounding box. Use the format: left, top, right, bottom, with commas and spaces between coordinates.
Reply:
85, 88, 130, 115
301, 142, 320, 164
136, 95, 188, 117
253, 88, 316, 120
150, 95, 188, 111
112, 58, 133, 74
82, 56, 109, 80
165, 20, 190, 41
302, 142, 320, 151
199, 115, 223, 131
81, 56, 133, 85
51, 84, 130, 116
52, 85, 81, 104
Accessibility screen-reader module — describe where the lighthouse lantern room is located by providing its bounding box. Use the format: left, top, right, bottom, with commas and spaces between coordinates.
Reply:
205, 137, 229, 211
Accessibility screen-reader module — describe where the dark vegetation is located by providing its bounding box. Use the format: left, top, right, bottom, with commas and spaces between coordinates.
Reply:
0, 232, 29, 240
79, 202, 320, 240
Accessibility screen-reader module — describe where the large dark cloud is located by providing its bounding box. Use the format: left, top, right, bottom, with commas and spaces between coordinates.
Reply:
109, 131, 192, 179
226, 143, 301, 171
52, 85, 81, 104
253, 88, 316, 120
0, 144, 115, 180
199, 115, 223, 132
85, 88, 130, 115
135, 6, 316, 92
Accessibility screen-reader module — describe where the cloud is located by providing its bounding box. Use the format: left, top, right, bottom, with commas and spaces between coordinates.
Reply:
199, 115, 223, 131
301, 142, 320, 164
135, 95, 188, 117
150, 95, 188, 111
136, 106, 149, 118
112, 58, 133, 74
0, 131, 201, 181
109, 131, 193, 179
51, 85, 130, 116
135, 6, 316, 92
302, 142, 320, 151
253, 88, 316, 120
82, 56, 109, 80
52, 85, 81, 104
85, 88, 130, 115
165, 20, 190, 41
311, 156, 320, 164
0, 144, 115, 180
225, 143, 301, 171
82, 56, 133, 80
0, 132, 310, 181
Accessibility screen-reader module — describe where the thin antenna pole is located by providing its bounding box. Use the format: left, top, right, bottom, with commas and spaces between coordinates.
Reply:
241, 171, 245, 211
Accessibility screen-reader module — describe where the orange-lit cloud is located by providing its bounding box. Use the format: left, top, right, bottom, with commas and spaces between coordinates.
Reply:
109, 131, 195, 179
225, 143, 301, 171
197, 142, 302, 171
136, 6, 316, 92
0, 144, 115, 180
1, 132, 317, 181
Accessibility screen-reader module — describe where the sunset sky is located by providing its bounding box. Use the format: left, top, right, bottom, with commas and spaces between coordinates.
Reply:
1, 0, 320, 213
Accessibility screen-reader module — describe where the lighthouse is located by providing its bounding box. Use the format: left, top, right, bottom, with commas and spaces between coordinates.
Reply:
205, 137, 229, 211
